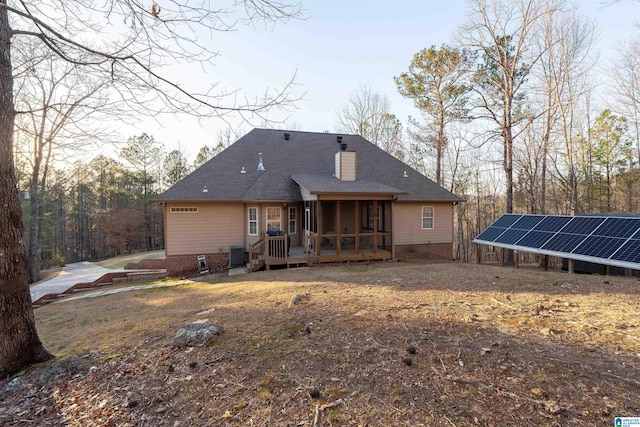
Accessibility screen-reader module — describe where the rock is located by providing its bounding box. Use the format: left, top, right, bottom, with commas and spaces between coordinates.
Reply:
309, 387, 320, 399
289, 293, 311, 308
5, 377, 24, 392
172, 322, 225, 347
531, 387, 544, 396
38, 355, 87, 385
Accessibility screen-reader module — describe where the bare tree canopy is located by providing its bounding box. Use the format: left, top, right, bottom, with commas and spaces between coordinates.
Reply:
0, 0, 302, 379
336, 85, 403, 156
4, 0, 302, 119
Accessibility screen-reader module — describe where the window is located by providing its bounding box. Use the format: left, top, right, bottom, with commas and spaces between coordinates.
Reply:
248, 207, 258, 236
288, 207, 297, 234
422, 206, 434, 229
266, 207, 281, 232
170, 207, 198, 213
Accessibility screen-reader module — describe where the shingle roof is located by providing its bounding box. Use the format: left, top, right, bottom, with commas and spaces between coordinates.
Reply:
154, 129, 462, 203
291, 174, 407, 195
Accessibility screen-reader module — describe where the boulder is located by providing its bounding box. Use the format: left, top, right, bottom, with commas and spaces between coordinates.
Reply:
37, 355, 87, 385
173, 322, 225, 347
5, 377, 24, 393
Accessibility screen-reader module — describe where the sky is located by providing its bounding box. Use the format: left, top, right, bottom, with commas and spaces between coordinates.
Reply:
127, 0, 640, 162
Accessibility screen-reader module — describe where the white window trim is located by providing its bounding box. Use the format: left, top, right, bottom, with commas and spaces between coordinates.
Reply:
266, 207, 282, 232
422, 206, 434, 230
170, 207, 198, 213
289, 207, 297, 234
248, 207, 258, 236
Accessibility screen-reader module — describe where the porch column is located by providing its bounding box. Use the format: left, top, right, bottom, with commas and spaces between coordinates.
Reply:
336, 200, 341, 256
390, 202, 394, 259
318, 200, 323, 257
373, 200, 378, 254
355, 200, 360, 254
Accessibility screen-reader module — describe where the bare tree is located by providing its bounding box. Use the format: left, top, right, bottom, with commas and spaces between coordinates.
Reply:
0, 0, 302, 378
537, 4, 595, 215
13, 44, 113, 283
336, 85, 402, 155
461, 0, 555, 216
611, 34, 640, 166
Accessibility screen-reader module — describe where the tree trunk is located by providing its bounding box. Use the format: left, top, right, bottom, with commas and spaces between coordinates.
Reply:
0, 2, 53, 378
436, 111, 445, 186
503, 117, 514, 265
28, 181, 39, 283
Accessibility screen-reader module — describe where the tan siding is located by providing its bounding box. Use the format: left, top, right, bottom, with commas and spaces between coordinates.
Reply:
393, 202, 454, 245
166, 203, 244, 255
341, 151, 357, 181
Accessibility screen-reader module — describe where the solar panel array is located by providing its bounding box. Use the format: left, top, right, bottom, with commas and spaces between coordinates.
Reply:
473, 214, 640, 269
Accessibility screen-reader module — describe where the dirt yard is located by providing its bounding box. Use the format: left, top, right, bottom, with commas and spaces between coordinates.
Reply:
2, 259, 640, 426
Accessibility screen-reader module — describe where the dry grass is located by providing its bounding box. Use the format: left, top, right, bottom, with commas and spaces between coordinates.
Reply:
95, 250, 166, 269
3, 259, 640, 426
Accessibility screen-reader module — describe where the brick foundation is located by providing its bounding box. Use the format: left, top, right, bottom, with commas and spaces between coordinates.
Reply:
395, 243, 454, 260
166, 253, 232, 276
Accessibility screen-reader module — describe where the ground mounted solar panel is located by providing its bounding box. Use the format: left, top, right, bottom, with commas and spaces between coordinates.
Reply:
473, 213, 640, 271
610, 239, 640, 264
572, 236, 627, 259
593, 218, 640, 238
495, 228, 529, 245
541, 233, 587, 253
560, 216, 605, 235
492, 214, 522, 228
533, 216, 572, 232
512, 215, 545, 230
475, 226, 508, 242
514, 230, 555, 248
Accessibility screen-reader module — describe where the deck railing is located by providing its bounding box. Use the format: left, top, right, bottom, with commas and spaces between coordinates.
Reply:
305, 233, 318, 264
266, 235, 288, 266
248, 238, 265, 272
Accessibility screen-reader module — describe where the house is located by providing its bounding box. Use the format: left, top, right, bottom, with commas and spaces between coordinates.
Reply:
154, 129, 462, 275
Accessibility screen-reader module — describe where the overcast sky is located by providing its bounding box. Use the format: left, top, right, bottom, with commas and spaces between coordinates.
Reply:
127, 0, 640, 161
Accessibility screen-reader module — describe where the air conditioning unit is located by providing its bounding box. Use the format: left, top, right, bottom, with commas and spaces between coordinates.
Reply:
229, 246, 244, 268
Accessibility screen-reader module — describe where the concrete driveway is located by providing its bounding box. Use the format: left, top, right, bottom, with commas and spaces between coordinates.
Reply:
30, 262, 124, 303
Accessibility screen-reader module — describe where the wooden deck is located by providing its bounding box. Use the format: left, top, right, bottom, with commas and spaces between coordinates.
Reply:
250, 233, 393, 272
